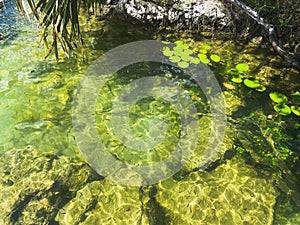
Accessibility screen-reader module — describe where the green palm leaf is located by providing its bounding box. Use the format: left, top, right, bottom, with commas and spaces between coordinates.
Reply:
16, 0, 104, 60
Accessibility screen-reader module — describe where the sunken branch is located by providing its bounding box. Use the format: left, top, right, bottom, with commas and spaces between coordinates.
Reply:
226, 0, 300, 71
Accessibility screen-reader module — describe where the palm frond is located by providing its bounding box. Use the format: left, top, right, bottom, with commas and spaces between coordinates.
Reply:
16, 0, 105, 61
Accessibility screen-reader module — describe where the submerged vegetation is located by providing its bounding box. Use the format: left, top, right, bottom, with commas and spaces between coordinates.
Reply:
162, 40, 300, 116
0, 0, 299, 224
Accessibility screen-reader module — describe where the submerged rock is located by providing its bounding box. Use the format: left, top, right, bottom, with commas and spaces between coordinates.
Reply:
156, 156, 278, 225
0, 146, 92, 225
56, 180, 149, 225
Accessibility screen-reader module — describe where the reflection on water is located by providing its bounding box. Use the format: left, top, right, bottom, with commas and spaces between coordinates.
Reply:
0, 14, 300, 224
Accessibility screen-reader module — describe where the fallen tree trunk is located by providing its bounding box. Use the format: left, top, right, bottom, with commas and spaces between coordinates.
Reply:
226, 0, 300, 71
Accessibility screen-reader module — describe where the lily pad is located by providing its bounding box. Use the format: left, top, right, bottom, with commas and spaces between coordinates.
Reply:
175, 40, 189, 49
170, 55, 181, 63
255, 85, 266, 92
231, 77, 243, 83
180, 53, 191, 62
201, 44, 212, 50
274, 104, 291, 116
210, 54, 221, 62
177, 61, 189, 69
173, 45, 185, 53
199, 49, 207, 54
235, 63, 249, 73
291, 105, 300, 116
162, 47, 173, 57
269, 92, 288, 104
243, 79, 261, 89
198, 54, 210, 64
190, 57, 200, 64
231, 74, 244, 83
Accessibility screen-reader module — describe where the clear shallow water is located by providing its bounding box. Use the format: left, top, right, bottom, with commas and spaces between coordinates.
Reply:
0, 14, 300, 225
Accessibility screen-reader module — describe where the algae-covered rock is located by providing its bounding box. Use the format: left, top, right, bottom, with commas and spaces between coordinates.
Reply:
56, 180, 149, 225
182, 114, 234, 172
156, 156, 278, 225
0, 146, 92, 225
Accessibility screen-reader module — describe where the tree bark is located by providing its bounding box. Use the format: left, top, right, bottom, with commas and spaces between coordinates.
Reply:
226, 0, 300, 71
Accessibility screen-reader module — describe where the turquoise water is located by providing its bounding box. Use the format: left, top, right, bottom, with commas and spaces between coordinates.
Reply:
0, 14, 300, 224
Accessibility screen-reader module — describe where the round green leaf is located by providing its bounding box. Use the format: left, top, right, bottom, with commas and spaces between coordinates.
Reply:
177, 61, 189, 69
269, 92, 288, 104
174, 40, 184, 45
173, 45, 185, 53
274, 104, 291, 116
210, 54, 221, 62
291, 105, 300, 116
231, 76, 243, 83
180, 53, 191, 62
162, 47, 173, 57
255, 85, 266, 92
201, 44, 212, 50
243, 79, 261, 89
199, 49, 207, 54
235, 63, 249, 73
198, 54, 210, 64
184, 49, 193, 55
190, 57, 200, 64
169, 55, 181, 63
175, 41, 189, 49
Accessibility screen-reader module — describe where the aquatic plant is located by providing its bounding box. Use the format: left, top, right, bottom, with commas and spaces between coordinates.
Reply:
162, 41, 221, 69
162, 40, 300, 117
269, 92, 300, 116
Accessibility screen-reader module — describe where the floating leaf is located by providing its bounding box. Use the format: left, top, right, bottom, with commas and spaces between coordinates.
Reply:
231, 77, 243, 83
174, 40, 189, 49
190, 57, 200, 64
274, 104, 291, 116
162, 47, 173, 57
235, 63, 249, 73
173, 45, 185, 53
170, 55, 181, 63
201, 44, 212, 50
269, 92, 288, 104
231, 74, 244, 83
180, 53, 191, 62
198, 54, 210, 64
177, 61, 189, 69
243, 79, 261, 89
255, 85, 266, 92
210, 54, 221, 62
199, 49, 207, 54
174, 40, 184, 45
291, 105, 300, 116
184, 49, 193, 55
